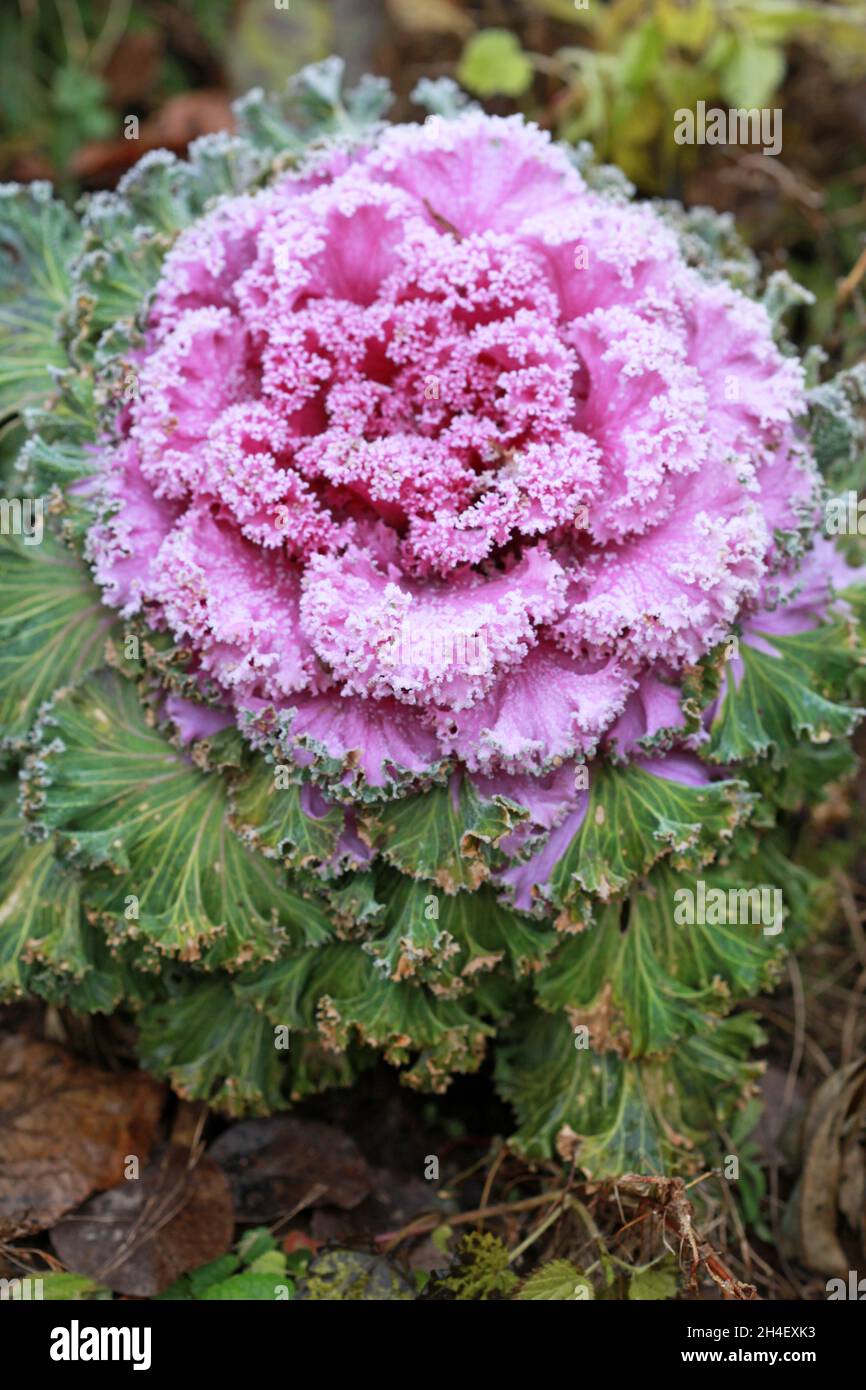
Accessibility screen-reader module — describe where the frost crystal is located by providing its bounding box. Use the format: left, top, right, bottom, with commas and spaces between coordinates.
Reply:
90, 112, 819, 792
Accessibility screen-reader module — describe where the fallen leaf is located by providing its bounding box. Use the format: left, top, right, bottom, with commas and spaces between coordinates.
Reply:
209, 1116, 371, 1221
7, 154, 55, 182
0, 1034, 164, 1240
788, 1059, 866, 1276
310, 1165, 443, 1249
50, 1144, 234, 1297
103, 31, 163, 107
72, 90, 234, 184
69, 139, 145, 184
141, 90, 234, 146
751, 1062, 804, 1166
839, 1128, 866, 1235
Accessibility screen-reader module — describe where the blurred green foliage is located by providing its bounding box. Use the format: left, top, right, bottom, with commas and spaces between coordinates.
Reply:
457, 27, 535, 96
458, 1, 866, 190
0, 0, 233, 192
454, 1, 866, 366
2, 1, 865, 362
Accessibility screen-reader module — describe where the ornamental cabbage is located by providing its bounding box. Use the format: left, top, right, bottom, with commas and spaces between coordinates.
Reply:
1, 62, 864, 1177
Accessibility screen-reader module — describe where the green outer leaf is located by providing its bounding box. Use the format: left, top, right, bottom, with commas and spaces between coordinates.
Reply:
239, 941, 493, 1090
549, 763, 752, 910
0, 776, 76, 1000
0, 774, 130, 1011
67, 134, 268, 367
706, 625, 862, 767
0, 183, 81, 415
322, 870, 385, 934
229, 947, 321, 1029
233, 59, 392, 154
497, 1009, 763, 1175
137, 976, 290, 1114
0, 529, 120, 757
72, 236, 165, 353
24, 669, 334, 966
138, 971, 360, 1111
745, 737, 857, 819
17, 370, 102, 543
538, 857, 785, 1058
229, 757, 343, 870
362, 776, 527, 892
370, 870, 556, 989
411, 77, 480, 119
537, 899, 706, 1059
0, 419, 26, 490
808, 362, 866, 480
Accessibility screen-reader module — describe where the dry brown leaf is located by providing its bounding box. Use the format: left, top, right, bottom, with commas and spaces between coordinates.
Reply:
555, 1123, 581, 1164
614, 1174, 757, 1300
50, 1144, 234, 1297
209, 1116, 371, 1221
751, 1062, 804, 1166
103, 31, 163, 107
72, 90, 235, 185
141, 90, 235, 146
838, 1134, 866, 1235
790, 1059, 866, 1276
0, 1034, 164, 1240
310, 1165, 438, 1245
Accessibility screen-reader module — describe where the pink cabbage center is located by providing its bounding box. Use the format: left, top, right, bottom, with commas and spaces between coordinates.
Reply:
90, 113, 816, 783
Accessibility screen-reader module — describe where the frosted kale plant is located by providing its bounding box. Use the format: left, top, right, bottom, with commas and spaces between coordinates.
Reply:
1, 61, 863, 1176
